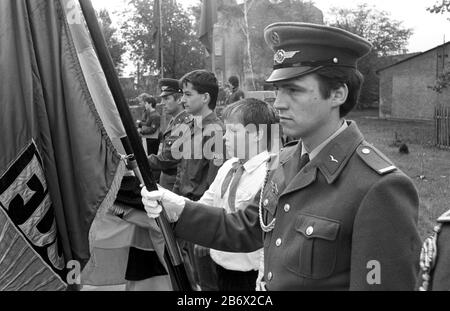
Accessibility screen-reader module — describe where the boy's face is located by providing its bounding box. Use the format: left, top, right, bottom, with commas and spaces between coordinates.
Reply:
224, 115, 260, 160
181, 82, 207, 116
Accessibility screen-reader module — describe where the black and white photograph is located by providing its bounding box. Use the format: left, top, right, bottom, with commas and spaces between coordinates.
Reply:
0, 0, 450, 296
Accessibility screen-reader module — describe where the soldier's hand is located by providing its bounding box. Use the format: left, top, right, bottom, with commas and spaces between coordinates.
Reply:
141, 186, 186, 222
194, 245, 210, 258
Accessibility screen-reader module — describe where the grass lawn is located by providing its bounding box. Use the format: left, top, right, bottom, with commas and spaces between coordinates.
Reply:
348, 109, 450, 239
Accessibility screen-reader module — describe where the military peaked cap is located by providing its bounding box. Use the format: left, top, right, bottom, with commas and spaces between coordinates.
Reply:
158, 78, 183, 97
264, 22, 373, 82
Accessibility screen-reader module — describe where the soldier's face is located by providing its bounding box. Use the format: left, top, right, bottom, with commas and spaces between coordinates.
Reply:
182, 82, 208, 116
274, 74, 339, 139
162, 95, 178, 115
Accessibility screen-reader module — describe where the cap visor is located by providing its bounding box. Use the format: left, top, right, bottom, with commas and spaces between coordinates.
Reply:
265, 66, 320, 83
159, 91, 175, 97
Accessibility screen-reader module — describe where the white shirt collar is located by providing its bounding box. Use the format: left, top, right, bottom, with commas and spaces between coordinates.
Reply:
301, 121, 348, 160
230, 150, 271, 174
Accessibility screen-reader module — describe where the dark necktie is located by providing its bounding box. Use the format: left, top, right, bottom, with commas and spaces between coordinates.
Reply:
168, 118, 175, 128
299, 153, 310, 171
221, 161, 245, 212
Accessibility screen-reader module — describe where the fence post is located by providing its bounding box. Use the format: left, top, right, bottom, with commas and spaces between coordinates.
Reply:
445, 107, 450, 148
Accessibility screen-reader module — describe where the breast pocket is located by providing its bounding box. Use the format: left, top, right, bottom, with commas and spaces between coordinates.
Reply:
285, 213, 340, 280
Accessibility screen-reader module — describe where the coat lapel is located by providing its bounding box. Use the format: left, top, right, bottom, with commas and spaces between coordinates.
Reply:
280, 121, 364, 197
282, 164, 317, 197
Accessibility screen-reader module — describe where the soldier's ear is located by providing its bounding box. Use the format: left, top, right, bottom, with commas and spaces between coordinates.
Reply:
330, 84, 348, 108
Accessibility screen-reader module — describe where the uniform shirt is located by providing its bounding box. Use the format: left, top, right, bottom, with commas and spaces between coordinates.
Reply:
148, 110, 191, 175
172, 112, 225, 201
301, 121, 348, 160
199, 151, 271, 272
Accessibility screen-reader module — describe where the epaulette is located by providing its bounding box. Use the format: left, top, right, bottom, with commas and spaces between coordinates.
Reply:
183, 114, 194, 124
356, 143, 397, 175
174, 112, 190, 124
438, 209, 450, 223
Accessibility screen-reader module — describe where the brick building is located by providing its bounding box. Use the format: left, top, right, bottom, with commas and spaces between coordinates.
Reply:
378, 42, 450, 121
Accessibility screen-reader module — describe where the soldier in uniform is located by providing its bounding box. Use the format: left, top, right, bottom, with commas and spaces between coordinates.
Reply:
147, 78, 191, 190
141, 23, 421, 291
418, 209, 450, 291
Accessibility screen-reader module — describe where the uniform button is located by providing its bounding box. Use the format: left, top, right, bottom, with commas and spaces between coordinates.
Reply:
362, 148, 371, 155
284, 204, 290, 212
306, 226, 314, 236
276, 238, 282, 247
263, 199, 269, 207
267, 272, 273, 281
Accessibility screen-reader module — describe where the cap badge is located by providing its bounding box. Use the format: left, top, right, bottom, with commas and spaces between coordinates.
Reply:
274, 50, 300, 64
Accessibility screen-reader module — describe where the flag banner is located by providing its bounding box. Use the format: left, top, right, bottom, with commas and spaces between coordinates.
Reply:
199, 0, 218, 54
63, 0, 126, 144
0, 0, 124, 290
0, 141, 66, 291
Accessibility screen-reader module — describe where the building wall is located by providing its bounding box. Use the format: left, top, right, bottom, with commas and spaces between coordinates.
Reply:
379, 44, 450, 120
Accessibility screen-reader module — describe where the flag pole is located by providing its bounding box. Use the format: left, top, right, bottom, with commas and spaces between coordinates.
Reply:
78, 0, 192, 291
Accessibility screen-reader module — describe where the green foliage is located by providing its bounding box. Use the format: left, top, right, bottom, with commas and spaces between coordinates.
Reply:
120, 0, 206, 79
427, 0, 450, 14
429, 71, 450, 93
327, 4, 413, 57
427, 1, 450, 93
97, 9, 126, 73
327, 4, 414, 108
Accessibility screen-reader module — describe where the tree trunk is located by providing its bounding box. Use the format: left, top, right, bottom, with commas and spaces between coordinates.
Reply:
243, 0, 256, 91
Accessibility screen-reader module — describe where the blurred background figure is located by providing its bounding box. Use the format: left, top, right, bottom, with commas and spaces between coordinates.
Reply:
225, 76, 245, 106
137, 93, 161, 156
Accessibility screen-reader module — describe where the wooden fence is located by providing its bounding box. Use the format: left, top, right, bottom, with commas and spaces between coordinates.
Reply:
435, 105, 450, 149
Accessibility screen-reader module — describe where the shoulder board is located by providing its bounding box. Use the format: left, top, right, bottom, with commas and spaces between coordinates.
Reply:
183, 115, 193, 124
438, 209, 450, 223
356, 143, 397, 175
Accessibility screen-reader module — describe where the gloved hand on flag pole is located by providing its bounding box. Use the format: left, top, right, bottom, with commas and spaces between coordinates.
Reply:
141, 185, 186, 222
